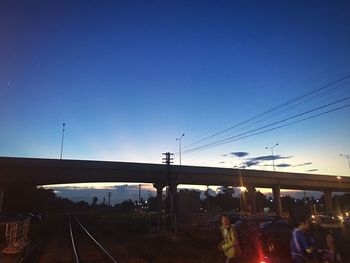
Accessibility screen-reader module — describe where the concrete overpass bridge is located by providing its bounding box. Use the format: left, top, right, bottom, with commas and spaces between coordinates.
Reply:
1, 157, 350, 215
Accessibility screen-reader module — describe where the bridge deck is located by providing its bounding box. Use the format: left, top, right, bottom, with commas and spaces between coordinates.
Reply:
0, 157, 349, 191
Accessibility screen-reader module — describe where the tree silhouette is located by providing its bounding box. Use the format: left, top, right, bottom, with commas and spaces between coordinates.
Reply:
92, 196, 98, 205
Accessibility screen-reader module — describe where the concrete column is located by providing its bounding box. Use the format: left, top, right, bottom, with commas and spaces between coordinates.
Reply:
153, 184, 164, 216
153, 183, 165, 232
247, 186, 257, 214
241, 191, 249, 212
324, 190, 333, 213
0, 186, 4, 213
272, 185, 282, 217
169, 182, 178, 216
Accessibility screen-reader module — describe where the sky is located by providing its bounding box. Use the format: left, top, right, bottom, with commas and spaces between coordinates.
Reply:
1, 1, 350, 196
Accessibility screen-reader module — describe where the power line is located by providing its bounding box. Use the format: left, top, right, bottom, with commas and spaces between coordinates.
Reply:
228, 104, 350, 146
183, 73, 350, 149
182, 98, 350, 154
184, 103, 350, 154
183, 97, 349, 153
210, 80, 350, 142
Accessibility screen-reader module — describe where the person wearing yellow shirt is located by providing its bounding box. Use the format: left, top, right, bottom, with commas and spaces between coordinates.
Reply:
218, 215, 241, 263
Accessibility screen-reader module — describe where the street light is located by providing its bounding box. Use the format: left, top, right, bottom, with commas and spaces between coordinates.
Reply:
176, 133, 185, 165
339, 153, 350, 168
237, 186, 247, 192
265, 143, 279, 172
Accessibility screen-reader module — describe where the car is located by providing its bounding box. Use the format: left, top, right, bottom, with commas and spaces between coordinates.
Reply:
314, 215, 343, 228
234, 216, 292, 263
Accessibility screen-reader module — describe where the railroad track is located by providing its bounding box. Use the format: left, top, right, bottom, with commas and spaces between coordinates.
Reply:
69, 216, 118, 263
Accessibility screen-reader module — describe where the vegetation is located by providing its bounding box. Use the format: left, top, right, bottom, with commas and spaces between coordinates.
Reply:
2, 184, 87, 215
3, 185, 350, 216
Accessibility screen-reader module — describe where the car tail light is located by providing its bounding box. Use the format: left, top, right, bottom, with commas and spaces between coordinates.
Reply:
258, 256, 270, 263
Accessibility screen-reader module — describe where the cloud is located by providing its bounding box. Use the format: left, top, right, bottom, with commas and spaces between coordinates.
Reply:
276, 163, 292, 168
248, 155, 293, 162
238, 155, 293, 168
244, 160, 261, 167
306, 169, 318, 172
264, 163, 292, 168
50, 184, 155, 204
230, 152, 249, 158
293, 162, 312, 167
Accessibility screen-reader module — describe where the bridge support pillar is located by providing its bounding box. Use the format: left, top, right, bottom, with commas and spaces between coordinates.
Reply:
272, 185, 282, 217
0, 186, 4, 213
247, 186, 257, 214
153, 184, 165, 218
169, 183, 178, 216
324, 190, 333, 213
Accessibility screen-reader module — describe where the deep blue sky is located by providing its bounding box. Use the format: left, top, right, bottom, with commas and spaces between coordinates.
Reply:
1, 0, 350, 178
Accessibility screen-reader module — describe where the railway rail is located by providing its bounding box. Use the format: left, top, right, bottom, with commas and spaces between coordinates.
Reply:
69, 216, 118, 263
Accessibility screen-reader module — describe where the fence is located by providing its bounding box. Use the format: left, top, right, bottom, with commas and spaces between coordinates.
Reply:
1, 216, 30, 254
148, 213, 177, 233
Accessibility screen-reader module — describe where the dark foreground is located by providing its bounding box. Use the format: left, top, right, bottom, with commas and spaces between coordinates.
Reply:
1, 211, 350, 263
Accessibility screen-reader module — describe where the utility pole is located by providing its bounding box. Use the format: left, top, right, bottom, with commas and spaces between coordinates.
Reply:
176, 133, 185, 166
60, 123, 66, 160
138, 184, 141, 204
162, 152, 174, 166
162, 152, 174, 199
162, 152, 176, 229
107, 192, 111, 207
339, 153, 350, 168
265, 143, 279, 172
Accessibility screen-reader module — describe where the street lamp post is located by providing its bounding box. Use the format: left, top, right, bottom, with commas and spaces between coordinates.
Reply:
265, 143, 279, 172
176, 133, 185, 166
60, 123, 66, 160
339, 153, 350, 168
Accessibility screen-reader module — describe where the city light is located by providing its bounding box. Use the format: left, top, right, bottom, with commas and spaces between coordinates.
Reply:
238, 186, 247, 192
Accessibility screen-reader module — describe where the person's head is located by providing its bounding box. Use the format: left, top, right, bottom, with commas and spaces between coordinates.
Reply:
221, 215, 231, 227
299, 218, 311, 231
290, 206, 311, 230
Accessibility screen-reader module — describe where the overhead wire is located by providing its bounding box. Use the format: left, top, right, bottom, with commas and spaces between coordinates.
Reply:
208, 80, 350, 143
183, 103, 350, 155
182, 73, 350, 150
182, 96, 350, 154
